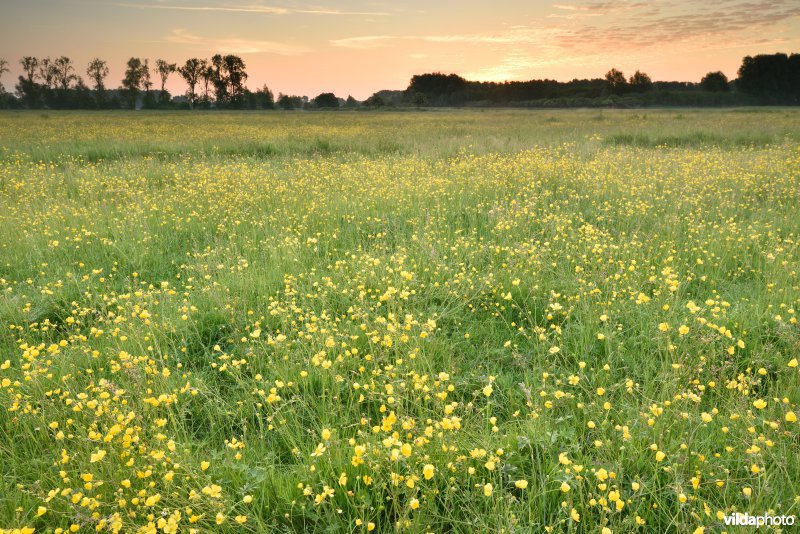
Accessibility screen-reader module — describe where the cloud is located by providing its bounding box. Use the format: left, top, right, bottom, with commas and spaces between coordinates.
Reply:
113, 2, 389, 16
330, 28, 561, 50
329, 35, 397, 49
551, 0, 800, 50
167, 29, 310, 55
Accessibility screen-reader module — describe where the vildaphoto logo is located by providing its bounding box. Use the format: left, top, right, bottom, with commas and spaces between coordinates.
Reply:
723, 513, 796, 528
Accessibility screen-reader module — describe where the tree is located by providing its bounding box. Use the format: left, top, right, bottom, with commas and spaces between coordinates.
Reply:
254, 85, 274, 109
199, 61, 213, 103
737, 53, 799, 102
313, 92, 339, 108
211, 54, 248, 107
700, 71, 729, 92
0, 58, 8, 93
17, 57, 42, 107
122, 57, 147, 108
178, 58, 204, 109
20, 57, 38, 83
277, 93, 303, 110
53, 56, 77, 91
604, 68, 627, 95
407, 73, 468, 105
38, 57, 57, 89
628, 70, 652, 92
86, 58, 109, 91
363, 94, 385, 107
344, 95, 359, 108
155, 59, 176, 104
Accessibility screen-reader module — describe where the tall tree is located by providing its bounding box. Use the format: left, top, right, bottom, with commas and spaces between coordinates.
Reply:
155, 59, 177, 103
737, 53, 799, 103
200, 61, 213, 102
222, 55, 247, 106
122, 57, 147, 108
54, 56, 77, 91
86, 58, 109, 91
211, 54, 248, 107
0, 58, 8, 93
39, 58, 57, 89
604, 68, 627, 95
210, 54, 226, 104
20, 57, 39, 83
178, 58, 204, 109
628, 70, 652, 92
17, 57, 42, 107
142, 59, 153, 93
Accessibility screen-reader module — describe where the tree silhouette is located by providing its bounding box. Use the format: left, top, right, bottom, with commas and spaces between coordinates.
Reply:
86, 58, 109, 91
155, 59, 177, 104
628, 70, 652, 92
20, 57, 39, 82
39, 57, 57, 90
178, 58, 204, 109
0, 58, 8, 93
17, 57, 41, 107
737, 53, 799, 103
700, 71, 728, 92
605, 68, 627, 95
313, 92, 339, 108
54, 56, 77, 91
199, 61, 213, 103
122, 57, 147, 108
211, 54, 248, 107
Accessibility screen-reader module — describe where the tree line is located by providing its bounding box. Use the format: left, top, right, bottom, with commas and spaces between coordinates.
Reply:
403, 53, 800, 107
0, 52, 798, 110
0, 54, 351, 110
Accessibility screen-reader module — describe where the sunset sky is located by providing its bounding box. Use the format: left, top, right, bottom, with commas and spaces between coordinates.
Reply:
2, 0, 799, 99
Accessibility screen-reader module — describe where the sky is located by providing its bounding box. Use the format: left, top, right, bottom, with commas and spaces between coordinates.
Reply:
1, 0, 799, 99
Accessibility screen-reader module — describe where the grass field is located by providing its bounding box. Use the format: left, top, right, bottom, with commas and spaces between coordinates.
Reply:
0, 109, 799, 533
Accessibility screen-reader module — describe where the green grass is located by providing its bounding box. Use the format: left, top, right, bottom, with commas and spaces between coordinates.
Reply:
0, 109, 798, 533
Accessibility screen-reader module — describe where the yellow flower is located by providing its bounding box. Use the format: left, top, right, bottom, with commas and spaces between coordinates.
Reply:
235, 515, 248, 524
788, 358, 798, 368
514, 479, 528, 489
560, 481, 570, 493
678, 325, 690, 336
483, 385, 493, 397
321, 428, 332, 440
409, 498, 420, 510
742, 487, 752, 497
483, 483, 493, 497
752, 399, 767, 410
367, 523, 376, 531
786, 411, 797, 423
243, 495, 253, 503
90, 449, 106, 463
655, 451, 666, 462
423, 464, 435, 480
37, 506, 47, 516
201, 461, 210, 471
570, 508, 580, 522
632, 481, 640, 491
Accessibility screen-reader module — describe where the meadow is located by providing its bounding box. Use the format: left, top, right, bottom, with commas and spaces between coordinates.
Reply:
0, 108, 798, 533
